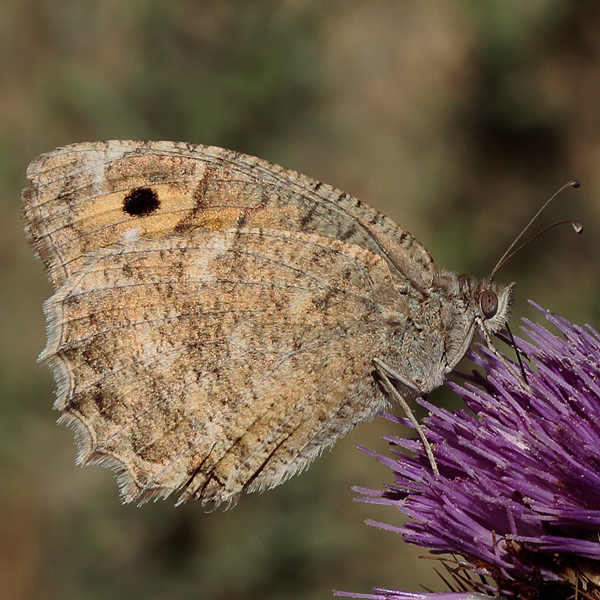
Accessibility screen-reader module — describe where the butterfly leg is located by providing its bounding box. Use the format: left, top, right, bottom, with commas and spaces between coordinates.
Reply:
475, 316, 529, 387
372, 358, 439, 476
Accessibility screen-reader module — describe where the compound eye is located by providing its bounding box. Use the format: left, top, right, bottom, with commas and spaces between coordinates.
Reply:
480, 290, 498, 319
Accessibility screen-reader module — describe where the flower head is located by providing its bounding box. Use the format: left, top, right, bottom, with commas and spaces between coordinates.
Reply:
341, 303, 600, 600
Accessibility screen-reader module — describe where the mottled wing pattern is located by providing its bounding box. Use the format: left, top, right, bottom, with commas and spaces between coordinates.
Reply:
40, 230, 401, 504
23, 141, 437, 290
22, 141, 427, 505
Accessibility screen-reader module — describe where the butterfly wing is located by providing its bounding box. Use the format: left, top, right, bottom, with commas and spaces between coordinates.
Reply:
39, 227, 406, 505
23, 140, 437, 290
23, 140, 441, 505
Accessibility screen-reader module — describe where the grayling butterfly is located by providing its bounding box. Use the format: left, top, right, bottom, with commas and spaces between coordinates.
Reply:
23, 141, 514, 505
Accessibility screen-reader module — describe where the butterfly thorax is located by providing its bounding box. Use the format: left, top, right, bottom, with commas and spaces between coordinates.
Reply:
383, 270, 514, 395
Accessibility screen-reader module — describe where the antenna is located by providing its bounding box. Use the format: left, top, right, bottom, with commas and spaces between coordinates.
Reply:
490, 180, 581, 278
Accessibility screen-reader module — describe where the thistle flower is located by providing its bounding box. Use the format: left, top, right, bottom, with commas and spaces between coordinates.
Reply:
338, 303, 600, 600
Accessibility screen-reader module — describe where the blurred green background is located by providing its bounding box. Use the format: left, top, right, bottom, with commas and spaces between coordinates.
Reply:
2, 1, 600, 599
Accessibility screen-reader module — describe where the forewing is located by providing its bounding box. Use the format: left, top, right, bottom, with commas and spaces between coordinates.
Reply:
40, 228, 401, 505
22, 140, 436, 290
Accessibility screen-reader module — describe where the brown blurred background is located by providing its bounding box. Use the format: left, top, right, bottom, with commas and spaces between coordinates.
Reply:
2, 1, 600, 599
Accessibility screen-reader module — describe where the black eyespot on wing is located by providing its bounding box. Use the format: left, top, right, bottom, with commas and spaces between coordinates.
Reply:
123, 187, 161, 217
480, 290, 499, 319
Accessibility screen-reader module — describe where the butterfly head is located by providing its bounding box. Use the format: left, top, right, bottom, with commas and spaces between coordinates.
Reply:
476, 279, 515, 334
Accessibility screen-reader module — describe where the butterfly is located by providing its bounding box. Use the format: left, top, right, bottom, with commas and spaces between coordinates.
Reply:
22, 140, 513, 506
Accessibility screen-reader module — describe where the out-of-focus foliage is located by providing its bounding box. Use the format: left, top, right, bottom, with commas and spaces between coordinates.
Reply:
2, 1, 600, 599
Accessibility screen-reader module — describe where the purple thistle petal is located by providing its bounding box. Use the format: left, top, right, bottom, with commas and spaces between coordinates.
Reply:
344, 304, 600, 600
334, 590, 494, 600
